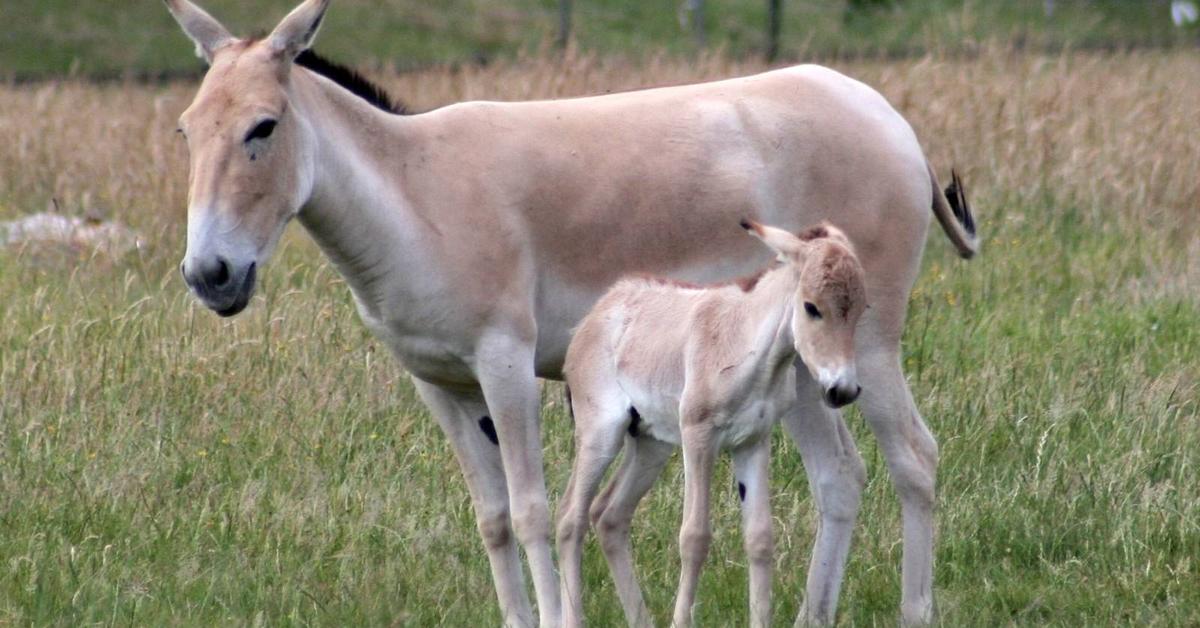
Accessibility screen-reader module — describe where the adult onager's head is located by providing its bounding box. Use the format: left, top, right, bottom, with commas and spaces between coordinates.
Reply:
168, 0, 331, 316
743, 219, 867, 408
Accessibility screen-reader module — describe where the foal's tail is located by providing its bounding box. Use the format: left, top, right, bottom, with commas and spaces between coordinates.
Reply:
928, 163, 979, 259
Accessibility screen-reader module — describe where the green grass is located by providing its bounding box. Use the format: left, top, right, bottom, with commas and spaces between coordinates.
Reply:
1, 49, 1198, 625
1, 0, 1197, 79
3, 189, 1196, 625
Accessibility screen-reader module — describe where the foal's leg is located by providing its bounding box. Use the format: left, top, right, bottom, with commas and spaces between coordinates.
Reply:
782, 369, 867, 626
672, 422, 718, 628
412, 379, 534, 627
732, 437, 773, 628
855, 344, 938, 625
590, 436, 675, 627
476, 336, 561, 627
555, 398, 628, 628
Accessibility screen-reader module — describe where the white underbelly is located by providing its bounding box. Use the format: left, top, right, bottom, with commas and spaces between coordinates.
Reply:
621, 380, 793, 451
357, 305, 477, 387
718, 398, 784, 449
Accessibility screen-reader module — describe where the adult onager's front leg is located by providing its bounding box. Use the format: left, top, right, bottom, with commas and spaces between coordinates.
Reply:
781, 367, 867, 626
412, 380, 534, 627
475, 334, 562, 627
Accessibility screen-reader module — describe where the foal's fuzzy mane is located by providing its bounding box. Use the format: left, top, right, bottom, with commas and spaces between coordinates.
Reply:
295, 49, 407, 115
632, 260, 784, 294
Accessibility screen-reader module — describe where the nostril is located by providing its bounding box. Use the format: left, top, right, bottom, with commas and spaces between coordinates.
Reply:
213, 258, 231, 287
824, 385, 859, 409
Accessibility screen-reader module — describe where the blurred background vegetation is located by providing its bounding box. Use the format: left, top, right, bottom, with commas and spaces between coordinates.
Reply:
2, 0, 1197, 80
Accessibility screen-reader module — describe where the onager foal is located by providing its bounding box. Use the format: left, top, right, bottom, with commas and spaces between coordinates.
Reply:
558, 221, 867, 628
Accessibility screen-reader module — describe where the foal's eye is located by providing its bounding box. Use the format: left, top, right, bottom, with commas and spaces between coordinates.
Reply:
245, 119, 277, 142
804, 302, 822, 320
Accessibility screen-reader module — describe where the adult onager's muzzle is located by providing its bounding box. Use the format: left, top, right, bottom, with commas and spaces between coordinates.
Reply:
180, 256, 257, 317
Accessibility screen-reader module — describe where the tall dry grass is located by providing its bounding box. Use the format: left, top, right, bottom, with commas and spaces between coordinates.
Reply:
2, 47, 1196, 265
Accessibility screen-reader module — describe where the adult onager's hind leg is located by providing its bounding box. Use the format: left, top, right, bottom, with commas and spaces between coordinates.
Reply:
781, 369, 867, 626
412, 379, 534, 627
856, 344, 937, 626
475, 336, 562, 626
732, 439, 773, 628
589, 436, 674, 627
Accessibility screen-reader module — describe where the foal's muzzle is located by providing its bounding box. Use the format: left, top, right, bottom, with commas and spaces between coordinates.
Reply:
181, 257, 257, 317
823, 383, 862, 409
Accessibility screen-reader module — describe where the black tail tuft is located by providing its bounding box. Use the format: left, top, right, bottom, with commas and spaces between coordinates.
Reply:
945, 169, 976, 238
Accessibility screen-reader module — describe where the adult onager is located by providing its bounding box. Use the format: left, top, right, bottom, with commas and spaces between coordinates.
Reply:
558, 221, 867, 628
164, 0, 979, 624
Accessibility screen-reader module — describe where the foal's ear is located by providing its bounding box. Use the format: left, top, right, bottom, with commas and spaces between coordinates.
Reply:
164, 0, 234, 64
801, 221, 855, 254
268, 0, 331, 60
741, 219, 808, 261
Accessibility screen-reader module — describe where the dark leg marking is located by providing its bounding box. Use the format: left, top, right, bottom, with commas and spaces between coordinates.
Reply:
738, 482, 746, 502
628, 406, 642, 437
478, 416, 499, 446
565, 385, 575, 422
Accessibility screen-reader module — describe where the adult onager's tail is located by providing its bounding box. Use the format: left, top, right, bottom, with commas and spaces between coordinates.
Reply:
928, 164, 979, 259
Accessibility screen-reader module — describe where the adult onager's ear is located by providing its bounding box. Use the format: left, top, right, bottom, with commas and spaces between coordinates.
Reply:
268, 0, 331, 60
741, 219, 808, 261
163, 0, 234, 64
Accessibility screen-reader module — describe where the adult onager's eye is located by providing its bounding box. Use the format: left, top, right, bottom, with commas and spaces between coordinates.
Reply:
804, 301, 822, 320
245, 119, 277, 142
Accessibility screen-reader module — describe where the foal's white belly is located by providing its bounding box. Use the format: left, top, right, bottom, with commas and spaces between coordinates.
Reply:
622, 373, 796, 450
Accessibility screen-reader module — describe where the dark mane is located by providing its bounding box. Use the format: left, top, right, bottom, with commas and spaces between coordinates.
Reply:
295, 49, 406, 115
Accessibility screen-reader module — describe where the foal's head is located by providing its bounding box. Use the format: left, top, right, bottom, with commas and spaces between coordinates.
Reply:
166, 0, 331, 316
742, 220, 867, 408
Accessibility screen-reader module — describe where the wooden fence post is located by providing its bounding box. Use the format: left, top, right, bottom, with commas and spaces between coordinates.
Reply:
767, 0, 783, 62
687, 0, 706, 48
558, 0, 572, 49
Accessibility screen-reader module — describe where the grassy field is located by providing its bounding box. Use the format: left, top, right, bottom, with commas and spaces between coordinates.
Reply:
1, 47, 1199, 625
2, 0, 1197, 79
